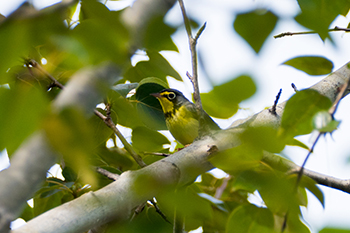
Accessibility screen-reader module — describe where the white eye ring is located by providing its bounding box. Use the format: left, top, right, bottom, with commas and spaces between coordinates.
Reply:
168, 92, 176, 100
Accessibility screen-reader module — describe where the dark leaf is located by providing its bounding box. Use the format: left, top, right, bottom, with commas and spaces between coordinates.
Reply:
135, 78, 169, 130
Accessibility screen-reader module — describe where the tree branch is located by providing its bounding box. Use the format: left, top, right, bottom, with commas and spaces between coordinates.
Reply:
262, 152, 350, 194
274, 26, 350, 39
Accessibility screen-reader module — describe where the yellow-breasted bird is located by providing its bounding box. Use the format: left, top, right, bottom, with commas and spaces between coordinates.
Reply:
151, 88, 220, 145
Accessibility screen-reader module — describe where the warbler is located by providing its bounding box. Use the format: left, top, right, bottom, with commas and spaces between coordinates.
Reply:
151, 88, 220, 145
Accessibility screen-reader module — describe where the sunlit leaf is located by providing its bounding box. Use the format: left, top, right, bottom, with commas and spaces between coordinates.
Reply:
234, 9, 278, 53
226, 204, 274, 233
201, 75, 256, 118
283, 56, 333, 75
280, 89, 332, 137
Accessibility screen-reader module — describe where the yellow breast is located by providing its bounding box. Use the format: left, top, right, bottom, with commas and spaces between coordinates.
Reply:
166, 105, 199, 145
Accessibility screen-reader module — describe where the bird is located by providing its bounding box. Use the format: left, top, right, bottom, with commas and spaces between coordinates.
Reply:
151, 88, 220, 145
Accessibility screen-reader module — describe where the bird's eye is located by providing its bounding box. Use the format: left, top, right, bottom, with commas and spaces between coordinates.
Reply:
168, 92, 176, 100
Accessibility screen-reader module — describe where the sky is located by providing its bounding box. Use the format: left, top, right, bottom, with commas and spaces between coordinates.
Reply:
1, 0, 350, 232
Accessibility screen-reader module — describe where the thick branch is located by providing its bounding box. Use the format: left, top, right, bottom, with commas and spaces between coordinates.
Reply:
262, 152, 350, 194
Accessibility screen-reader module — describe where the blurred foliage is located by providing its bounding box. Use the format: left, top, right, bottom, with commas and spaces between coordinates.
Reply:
201, 75, 256, 119
234, 9, 278, 53
0, 0, 348, 232
295, 0, 350, 41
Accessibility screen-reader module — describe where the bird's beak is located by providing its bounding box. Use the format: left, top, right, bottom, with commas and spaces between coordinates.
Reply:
150, 93, 161, 98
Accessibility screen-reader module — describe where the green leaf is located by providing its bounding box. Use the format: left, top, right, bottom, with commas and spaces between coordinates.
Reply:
295, 0, 350, 41
286, 138, 309, 150
72, 19, 128, 65
280, 89, 332, 137
201, 75, 256, 118
124, 51, 182, 83
72, 0, 129, 65
111, 83, 138, 98
234, 9, 278, 53
108, 90, 144, 129
19, 202, 34, 222
211, 144, 263, 175
157, 185, 214, 232
135, 78, 169, 130
43, 108, 98, 187
312, 110, 340, 132
62, 166, 78, 183
319, 228, 350, 233
240, 126, 286, 153
95, 146, 135, 171
226, 204, 274, 233
132, 126, 170, 152
0, 2, 67, 77
33, 189, 65, 217
283, 56, 333, 76
300, 175, 324, 207
0, 86, 49, 155
143, 15, 178, 52
277, 212, 310, 233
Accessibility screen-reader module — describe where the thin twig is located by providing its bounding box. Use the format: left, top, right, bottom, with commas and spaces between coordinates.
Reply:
295, 133, 322, 189
150, 198, 171, 224
214, 176, 231, 199
274, 26, 350, 39
26, 59, 65, 89
328, 79, 350, 115
95, 105, 147, 168
178, 0, 208, 136
291, 83, 298, 92
96, 167, 120, 181
143, 152, 170, 157
269, 88, 282, 116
